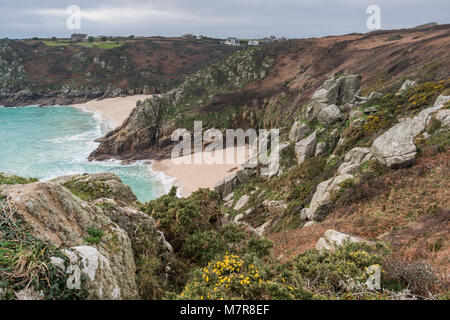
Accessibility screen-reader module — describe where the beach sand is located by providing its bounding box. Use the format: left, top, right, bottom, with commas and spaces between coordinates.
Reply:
76, 94, 251, 198
73, 95, 152, 127
151, 146, 251, 197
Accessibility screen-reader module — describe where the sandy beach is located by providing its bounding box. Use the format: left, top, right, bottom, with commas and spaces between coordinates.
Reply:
73, 95, 152, 127
152, 146, 251, 197
75, 95, 251, 197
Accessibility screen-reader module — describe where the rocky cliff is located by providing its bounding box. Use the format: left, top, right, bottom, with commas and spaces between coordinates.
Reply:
89, 24, 450, 161
0, 37, 236, 107
0, 173, 174, 300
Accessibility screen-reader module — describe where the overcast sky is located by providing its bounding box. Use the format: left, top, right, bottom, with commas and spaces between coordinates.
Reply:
1, 0, 449, 39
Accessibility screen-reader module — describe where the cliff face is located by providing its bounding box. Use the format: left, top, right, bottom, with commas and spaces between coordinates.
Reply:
0, 173, 175, 300
89, 24, 450, 161
89, 47, 276, 160
0, 37, 236, 107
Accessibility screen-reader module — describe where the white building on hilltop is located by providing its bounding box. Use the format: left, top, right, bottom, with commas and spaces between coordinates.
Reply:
248, 40, 259, 46
224, 37, 240, 46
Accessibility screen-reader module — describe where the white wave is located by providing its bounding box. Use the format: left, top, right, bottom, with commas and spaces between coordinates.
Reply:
76, 106, 116, 133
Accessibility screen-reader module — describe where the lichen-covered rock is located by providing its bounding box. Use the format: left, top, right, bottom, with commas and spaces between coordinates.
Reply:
262, 199, 287, 215
337, 147, 373, 175
368, 92, 383, 100
338, 75, 362, 104
214, 172, 239, 198
371, 95, 450, 168
399, 79, 417, 92
295, 130, 317, 164
1, 181, 139, 299
289, 121, 309, 142
318, 104, 341, 125
303, 173, 354, 221
63, 246, 123, 299
52, 172, 137, 206
305, 75, 361, 121
316, 230, 373, 252
234, 194, 250, 211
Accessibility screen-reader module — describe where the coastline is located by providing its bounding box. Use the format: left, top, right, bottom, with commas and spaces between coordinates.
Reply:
151, 146, 250, 197
72, 95, 152, 127
75, 95, 250, 198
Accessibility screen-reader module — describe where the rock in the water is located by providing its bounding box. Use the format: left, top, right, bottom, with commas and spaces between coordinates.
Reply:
295, 130, 317, 164
318, 104, 341, 125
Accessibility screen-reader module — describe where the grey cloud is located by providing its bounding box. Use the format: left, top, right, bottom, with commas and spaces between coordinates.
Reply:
0, 0, 449, 39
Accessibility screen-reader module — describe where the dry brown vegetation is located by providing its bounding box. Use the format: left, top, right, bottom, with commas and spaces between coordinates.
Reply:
270, 151, 449, 292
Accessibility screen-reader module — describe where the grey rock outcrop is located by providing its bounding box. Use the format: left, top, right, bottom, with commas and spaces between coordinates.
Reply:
289, 121, 309, 142
214, 172, 239, 198
316, 230, 373, 252
262, 199, 287, 215
234, 194, 250, 211
337, 147, 373, 175
399, 79, 417, 92
295, 130, 317, 164
306, 75, 361, 121
1, 182, 139, 299
368, 92, 383, 100
371, 95, 450, 168
318, 104, 341, 125
301, 173, 354, 221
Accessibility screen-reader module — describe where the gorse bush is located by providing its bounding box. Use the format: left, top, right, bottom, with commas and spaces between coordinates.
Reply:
142, 187, 274, 266
294, 242, 383, 294
142, 188, 222, 264
178, 253, 313, 300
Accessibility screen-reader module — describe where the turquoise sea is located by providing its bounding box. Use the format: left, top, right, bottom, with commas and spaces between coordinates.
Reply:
0, 105, 172, 202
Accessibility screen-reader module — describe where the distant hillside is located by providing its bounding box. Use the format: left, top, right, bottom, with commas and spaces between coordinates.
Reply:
0, 37, 237, 106
89, 24, 450, 161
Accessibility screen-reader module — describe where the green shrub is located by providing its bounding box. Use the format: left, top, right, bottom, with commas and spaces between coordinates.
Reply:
177, 253, 313, 300
294, 242, 383, 293
84, 226, 104, 244
62, 180, 114, 201
0, 173, 38, 185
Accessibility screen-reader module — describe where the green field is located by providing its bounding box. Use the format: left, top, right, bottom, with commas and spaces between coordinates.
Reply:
41, 39, 124, 49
